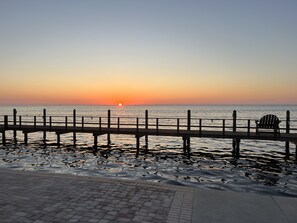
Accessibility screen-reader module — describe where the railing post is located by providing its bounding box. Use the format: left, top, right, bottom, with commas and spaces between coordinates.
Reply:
145, 110, 148, 149
4, 115, 8, 129
156, 118, 159, 135
34, 116, 37, 130
136, 118, 139, 133
19, 116, 22, 127
82, 116, 84, 131
285, 110, 290, 156
232, 110, 238, 155
247, 119, 250, 137
50, 116, 52, 130
199, 119, 202, 136
187, 110, 191, 131
222, 119, 225, 136
99, 117, 102, 132
117, 117, 120, 133
13, 108, 17, 139
107, 110, 111, 146
43, 109, 46, 143
73, 109, 76, 145
177, 118, 179, 135
233, 110, 237, 132
186, 110, 191, 153
65, 116, 68, 130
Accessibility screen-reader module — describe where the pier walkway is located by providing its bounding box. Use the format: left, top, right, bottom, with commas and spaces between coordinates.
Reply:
0, 168, 297, 223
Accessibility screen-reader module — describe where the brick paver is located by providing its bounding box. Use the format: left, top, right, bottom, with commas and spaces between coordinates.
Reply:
0, 168, 193, 223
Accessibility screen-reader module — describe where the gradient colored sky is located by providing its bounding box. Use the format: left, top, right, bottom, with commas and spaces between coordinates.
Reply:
1, 0, 297, 105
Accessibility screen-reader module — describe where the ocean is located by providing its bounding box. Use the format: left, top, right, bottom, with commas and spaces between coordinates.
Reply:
1, 105, 297, 197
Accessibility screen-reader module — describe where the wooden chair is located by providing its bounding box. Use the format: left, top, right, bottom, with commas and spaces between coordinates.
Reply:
255, 114, 281, 136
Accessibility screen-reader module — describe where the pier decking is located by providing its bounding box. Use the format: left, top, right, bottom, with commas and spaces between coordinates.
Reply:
1, 109, 297, 158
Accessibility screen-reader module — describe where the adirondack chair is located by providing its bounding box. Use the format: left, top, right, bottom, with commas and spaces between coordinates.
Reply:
255, 114, 281, 136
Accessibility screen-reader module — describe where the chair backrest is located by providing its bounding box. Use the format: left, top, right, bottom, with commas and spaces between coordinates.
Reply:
259, 114, 280, 128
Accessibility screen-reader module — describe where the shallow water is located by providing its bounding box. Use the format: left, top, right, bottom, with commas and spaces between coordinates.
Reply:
1, 105, 297, 197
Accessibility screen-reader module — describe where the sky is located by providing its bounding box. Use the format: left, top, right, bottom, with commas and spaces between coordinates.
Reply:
0, 0, 297, 106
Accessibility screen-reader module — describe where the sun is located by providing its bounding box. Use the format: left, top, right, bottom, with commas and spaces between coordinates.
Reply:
118, 102, 123, 107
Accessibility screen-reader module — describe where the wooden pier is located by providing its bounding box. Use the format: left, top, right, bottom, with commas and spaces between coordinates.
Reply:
1, 109, 297, 158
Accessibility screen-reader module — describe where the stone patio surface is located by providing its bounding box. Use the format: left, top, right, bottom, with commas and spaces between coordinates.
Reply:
0, 168, 296, 223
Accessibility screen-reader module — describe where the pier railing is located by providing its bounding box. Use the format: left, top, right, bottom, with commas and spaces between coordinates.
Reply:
1, 109, 297, 158
1, 109, 297, 134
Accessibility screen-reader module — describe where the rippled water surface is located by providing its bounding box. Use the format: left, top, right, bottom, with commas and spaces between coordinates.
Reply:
1, 105, 297, 197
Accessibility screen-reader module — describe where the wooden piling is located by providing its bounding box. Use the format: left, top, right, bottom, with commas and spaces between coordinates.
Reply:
2, 131, 6, 145
13, 109, 17, 139
24, 132, 28, 145
73, 109, 76, 146
199, 119, 202, 136
145, 110, 148, 149
222, 119, 225, 137
187, 110, 191, 152
136, 135, 140, 157
4, 115, 8, 129
57, 133, 60, 147
43, 109, 46, 143
247, 120, 250, 137
93, 133, 98, 150
107, 110, 111, 146
286, 110, 290, 156
232, 110, 237, 151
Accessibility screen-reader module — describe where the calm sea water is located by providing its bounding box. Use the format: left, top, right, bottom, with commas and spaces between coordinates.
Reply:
1, 105, 297, 197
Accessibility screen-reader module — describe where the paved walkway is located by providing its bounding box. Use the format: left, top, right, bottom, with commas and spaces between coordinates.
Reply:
0, 168, 297, 223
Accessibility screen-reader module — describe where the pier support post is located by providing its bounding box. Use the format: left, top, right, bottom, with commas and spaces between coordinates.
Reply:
73, 109, 76, 146
136, 135, 140, 157
285, 110, 290, 157
3, 115, 8, 145
187, 110, 191, 153
145, 110, 148, 150
13, 108, 17, 140
2, 131, 6, 146
24, 132, 28, 145
232, 110, 237, 154
93, 133, 98, 151
107, 110, 111, 146
43, 109, 47, 143
182, 136, 190, 155
57, 133, 60, 147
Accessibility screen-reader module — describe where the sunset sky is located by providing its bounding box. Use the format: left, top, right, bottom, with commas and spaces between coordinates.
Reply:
1, 0, 297, 105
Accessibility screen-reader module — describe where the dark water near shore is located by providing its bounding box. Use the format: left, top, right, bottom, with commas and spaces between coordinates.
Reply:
1, 105, 297, 197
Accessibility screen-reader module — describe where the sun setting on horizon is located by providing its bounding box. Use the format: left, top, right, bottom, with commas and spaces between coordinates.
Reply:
0, 1, 297, 105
